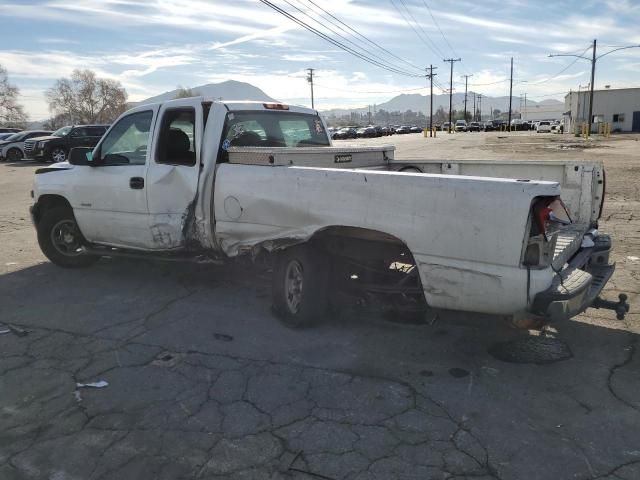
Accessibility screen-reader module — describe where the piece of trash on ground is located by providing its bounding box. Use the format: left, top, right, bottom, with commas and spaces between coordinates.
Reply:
0, 329, 10, 335
8, 325, 29, 337
627, 256, 639, 262
73, 390, 82, 402
5, 262, 18, 266
76, 380, 109, 389
213, 333, 234, 342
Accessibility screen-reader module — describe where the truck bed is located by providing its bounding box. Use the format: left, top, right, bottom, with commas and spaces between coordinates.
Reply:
391, 158, 605, 226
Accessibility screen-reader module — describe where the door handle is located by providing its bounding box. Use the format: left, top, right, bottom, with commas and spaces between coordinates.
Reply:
129, 177, 144, 189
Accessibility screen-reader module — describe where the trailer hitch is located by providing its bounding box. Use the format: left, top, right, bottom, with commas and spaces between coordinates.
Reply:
592, 294, 630, 320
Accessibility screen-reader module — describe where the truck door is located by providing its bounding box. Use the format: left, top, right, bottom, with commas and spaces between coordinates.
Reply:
145, 99, 203, 248
71, 106, 159, 249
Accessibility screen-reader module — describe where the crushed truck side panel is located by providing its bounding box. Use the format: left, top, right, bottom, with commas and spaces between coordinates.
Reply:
213, 164, 560, 315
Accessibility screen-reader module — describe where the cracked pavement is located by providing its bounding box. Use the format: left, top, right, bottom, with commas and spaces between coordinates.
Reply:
1, 133, 639, 479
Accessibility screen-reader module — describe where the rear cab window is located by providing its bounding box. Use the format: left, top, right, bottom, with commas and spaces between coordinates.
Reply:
218, 111, 330, 163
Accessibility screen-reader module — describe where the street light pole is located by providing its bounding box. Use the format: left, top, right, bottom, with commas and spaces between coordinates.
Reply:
548, 41, 640, 136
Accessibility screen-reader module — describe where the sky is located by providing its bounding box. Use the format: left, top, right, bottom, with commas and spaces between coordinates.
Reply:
1, 0, 639, 120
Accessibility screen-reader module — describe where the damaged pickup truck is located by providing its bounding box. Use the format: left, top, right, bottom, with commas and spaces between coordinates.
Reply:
30, 98, 628, 326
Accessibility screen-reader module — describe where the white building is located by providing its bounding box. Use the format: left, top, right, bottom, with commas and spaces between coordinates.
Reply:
564, 87, 640, 133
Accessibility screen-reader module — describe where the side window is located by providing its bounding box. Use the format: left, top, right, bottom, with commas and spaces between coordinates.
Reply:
86, 127, 106, 137
99, 111, 153, 166
71, 128, 87, 137
156, 108, 196, 166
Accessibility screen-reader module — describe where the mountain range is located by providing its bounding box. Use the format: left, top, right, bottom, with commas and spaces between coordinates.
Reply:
320, 93, 563, 117
134, 80, 563, 116
134, 80, 278, 105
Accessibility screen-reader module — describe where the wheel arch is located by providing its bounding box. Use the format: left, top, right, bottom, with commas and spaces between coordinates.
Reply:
33, 194, 73, 225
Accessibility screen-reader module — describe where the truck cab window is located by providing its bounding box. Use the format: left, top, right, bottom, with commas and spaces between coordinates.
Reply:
99, 110, 153, 166
156, 109, 196, 166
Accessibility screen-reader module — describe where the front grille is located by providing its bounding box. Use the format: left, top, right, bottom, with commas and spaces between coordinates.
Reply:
24, 140, 35, 154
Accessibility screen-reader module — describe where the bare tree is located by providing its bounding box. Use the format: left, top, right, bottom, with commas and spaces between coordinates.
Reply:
0, 65, 28, 127
175, 86, 195, 99
46, 69, 127, 125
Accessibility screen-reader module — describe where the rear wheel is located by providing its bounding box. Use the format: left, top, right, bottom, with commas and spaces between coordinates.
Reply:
37, 207, 99, 268
51, 147, 67, 163
6, 148, 23, 161
272, 244, 329, 328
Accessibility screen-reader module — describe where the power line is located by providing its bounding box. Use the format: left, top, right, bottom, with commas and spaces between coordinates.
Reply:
299, 0, 424, 73
313, 83, 426, 94
390, 0, 443, 59
286, 0, 425, 76
420, 0, 457, 58
259, 0, 425, 77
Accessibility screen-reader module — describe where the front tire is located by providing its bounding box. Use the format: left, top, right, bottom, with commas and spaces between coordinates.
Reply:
50, 148, 67, 163
6, 148, 23, 162
272, 244, 329, 328
37, 207, 99, 268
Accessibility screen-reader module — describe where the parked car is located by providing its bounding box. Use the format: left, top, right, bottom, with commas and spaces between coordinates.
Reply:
332, 127, 357, 140
467, 122, 481, 132
537, 121, 552, 133
491, 120, 507, 130
24, 125, 109, 163
483, 122, 495, 132
454, 120, 467, 132
395, 125, 411, 134
409, 126, 422, 133
0, 127, 21, 134
356, 127, 377, 138
442, 122, 452, 132
30, 98, 621, 327
0, 133, 14, 141
0, 130, 53, 161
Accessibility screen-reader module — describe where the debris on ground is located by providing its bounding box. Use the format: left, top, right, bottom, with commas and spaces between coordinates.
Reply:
489, 336, 573, 364
7, 325, 29, 337
76, 380, 109, 389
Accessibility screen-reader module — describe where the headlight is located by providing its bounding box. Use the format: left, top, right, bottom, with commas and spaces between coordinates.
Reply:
37, 141, 47, 148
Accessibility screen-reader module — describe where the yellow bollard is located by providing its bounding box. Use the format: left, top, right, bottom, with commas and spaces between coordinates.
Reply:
423, 128, 428, 138
433, 127, 437, 138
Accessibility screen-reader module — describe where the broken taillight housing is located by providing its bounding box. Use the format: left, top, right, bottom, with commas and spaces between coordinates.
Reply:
524, 196, 570, 267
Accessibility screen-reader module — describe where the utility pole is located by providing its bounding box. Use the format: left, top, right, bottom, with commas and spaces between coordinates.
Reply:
444, 58, 461, 133
472, 93, 476, 121
587, 39, 597, 135
427, 65, 438, 137
508, 57, 514, 129
523, 93, 527, 120
478, 94, 482, 121
306, 68, 315, 109
461, 74, 472, 122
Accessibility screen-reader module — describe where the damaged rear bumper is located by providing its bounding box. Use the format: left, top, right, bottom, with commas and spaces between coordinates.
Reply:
531, 234, 619, 321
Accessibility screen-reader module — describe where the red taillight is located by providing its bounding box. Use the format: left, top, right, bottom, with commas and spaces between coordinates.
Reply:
263, 103, 289, 110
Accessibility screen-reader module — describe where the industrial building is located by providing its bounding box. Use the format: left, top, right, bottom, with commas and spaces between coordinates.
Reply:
564, 87, 640, 133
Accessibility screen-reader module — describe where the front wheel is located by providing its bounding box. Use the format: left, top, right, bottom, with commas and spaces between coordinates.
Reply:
50, 148, 67, 163
272, 244, 329, 328
6, 148, 23, 162
37, 207, 99, 268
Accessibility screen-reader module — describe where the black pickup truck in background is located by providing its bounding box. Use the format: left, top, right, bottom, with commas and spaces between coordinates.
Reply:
24, 124, 109, 163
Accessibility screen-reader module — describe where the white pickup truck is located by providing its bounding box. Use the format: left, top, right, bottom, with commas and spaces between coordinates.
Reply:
30, 98, 628, 326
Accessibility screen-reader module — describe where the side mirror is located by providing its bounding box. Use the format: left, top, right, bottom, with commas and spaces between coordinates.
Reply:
68, 147, 94, 166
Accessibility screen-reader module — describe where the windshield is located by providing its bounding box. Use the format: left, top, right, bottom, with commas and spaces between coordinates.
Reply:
52, 126, 72, 137
4, 132, 22, 142
219, 111, 330, 160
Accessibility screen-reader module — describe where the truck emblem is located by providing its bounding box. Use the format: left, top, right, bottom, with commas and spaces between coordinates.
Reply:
334, 154, 352, 163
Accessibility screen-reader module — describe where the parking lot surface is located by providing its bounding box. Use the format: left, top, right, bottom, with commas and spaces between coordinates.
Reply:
1, 132, 639, 479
